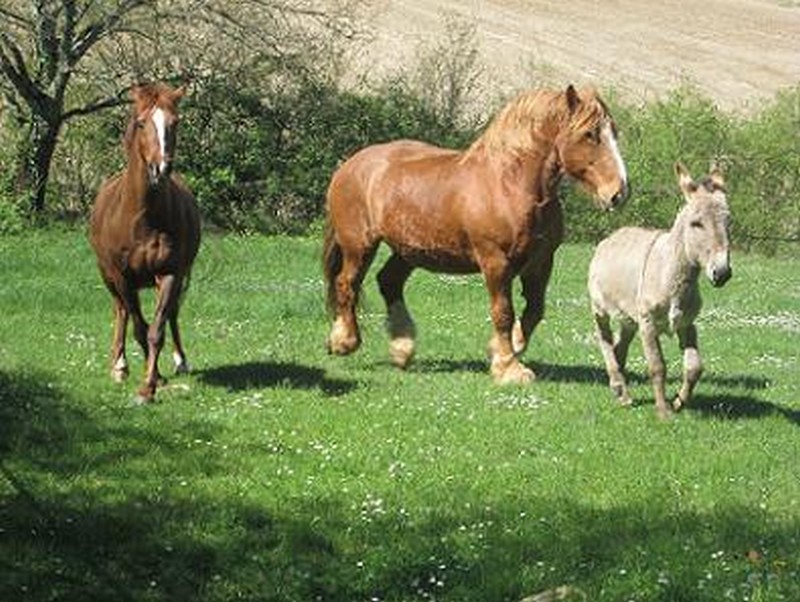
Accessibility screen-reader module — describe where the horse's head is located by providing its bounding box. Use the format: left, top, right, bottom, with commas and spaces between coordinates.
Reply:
557, 86, 629, 210
676, 162, 732, 287
128, 83, 185, 187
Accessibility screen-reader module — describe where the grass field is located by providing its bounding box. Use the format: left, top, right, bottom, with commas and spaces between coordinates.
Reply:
1, 229, 798, 602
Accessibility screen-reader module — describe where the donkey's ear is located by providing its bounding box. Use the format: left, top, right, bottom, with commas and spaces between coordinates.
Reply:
565, 85, 580, 113
709, 162, 725, 188
675, 161, 693, 193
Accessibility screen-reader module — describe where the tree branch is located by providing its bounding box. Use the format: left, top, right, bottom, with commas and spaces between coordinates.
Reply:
62, 92, 127, 121
0, 6, 33, 29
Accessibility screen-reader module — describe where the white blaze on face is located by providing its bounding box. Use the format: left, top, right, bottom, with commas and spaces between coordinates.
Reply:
151, 107, 168, 173
601, 122, 627, 186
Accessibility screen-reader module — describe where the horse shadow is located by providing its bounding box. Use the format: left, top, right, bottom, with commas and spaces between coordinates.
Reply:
197, 361, 358, 397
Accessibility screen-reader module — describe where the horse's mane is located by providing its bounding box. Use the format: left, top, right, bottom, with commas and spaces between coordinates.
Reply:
464, 87, 608, 159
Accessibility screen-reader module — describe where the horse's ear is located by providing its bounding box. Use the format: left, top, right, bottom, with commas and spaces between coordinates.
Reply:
709, 162, 725, 187
130, 83, 155, 109
565, 85, 580, 113
171, 85, 187, 103
675, 161, 694, 194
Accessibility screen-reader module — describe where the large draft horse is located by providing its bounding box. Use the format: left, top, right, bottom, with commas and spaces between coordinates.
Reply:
323, 85, 629, 383
90, 83, 201, 402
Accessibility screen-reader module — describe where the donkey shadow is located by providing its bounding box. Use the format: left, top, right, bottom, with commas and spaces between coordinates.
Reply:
197, 361, 357, 397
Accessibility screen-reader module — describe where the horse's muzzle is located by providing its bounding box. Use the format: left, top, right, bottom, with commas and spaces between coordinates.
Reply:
610, 181, 630, 209
148, 161, 172, 186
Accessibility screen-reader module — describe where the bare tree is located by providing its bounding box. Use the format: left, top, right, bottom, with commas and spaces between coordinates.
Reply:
0, 0, 364, 215
0, 1, 160, 214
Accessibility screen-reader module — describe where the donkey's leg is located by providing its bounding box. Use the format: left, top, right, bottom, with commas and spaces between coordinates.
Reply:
614, 319, 638, 372
377, 253, 416, 368
593, 311, 631, 406
482, 257, 533, 384
513, 250, 555, 356
639, 318, 671, 419
329, 246, 377, 356
674, 324, 703, 411
139, 274, 182, 401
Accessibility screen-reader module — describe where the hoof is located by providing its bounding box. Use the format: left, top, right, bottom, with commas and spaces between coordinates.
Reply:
328, 317, 360, 356
134, 388, 156, 405
656, 405, 674, 421
389, 336, 415, 369
111, 367, 129, 383
173, 352, 191, 375
611, 384, 632, 407
493, 360, 536, 385
672, 395, 686, 412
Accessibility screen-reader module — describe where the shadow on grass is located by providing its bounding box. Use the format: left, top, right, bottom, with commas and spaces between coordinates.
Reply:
197, 361, 358, 396
2, 370, 797, 602
410, 358, 487, 374
686, 393, 800, 425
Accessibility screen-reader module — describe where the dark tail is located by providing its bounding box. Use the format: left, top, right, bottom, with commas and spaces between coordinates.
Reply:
322, 220, 342, 316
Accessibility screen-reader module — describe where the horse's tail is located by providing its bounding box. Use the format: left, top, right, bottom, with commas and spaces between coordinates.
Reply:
322, 219, 342, 316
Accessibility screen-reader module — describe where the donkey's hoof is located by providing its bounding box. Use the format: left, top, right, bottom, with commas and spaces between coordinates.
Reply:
656, 405, 674, 421
611, 385, 632, 407
672, 395, 686, 412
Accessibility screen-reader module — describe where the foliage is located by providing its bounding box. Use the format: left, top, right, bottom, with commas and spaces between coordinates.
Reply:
1, 231, 799, 601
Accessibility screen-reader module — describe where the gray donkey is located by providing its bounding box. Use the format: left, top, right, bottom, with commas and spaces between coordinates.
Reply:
588, 162, 732, 419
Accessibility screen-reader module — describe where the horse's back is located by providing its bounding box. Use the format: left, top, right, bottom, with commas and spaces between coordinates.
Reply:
326, 139, 466, 245
588, 227, 660, 318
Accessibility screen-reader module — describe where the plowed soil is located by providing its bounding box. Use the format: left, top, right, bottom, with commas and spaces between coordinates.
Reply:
359, 0, 800, 112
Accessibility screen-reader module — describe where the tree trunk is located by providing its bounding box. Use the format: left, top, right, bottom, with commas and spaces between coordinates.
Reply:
15, 112, 61, 215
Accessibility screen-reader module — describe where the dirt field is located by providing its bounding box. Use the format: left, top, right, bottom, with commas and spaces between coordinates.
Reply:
356, 0, 800, 113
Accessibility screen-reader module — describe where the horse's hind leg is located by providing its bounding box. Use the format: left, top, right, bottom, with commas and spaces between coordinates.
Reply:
593, 310, 632, 406
377, 253, 416, 368
169, 313, 190, 374
674, 324, 702, 411
328, 245, 377, 356
109, 293, 129, 382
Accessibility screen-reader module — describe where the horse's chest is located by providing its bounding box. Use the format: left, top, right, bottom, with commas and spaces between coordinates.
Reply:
127, 233, 178, 276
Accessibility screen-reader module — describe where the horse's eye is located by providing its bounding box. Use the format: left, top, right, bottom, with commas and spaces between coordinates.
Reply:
135, 119, 145, 129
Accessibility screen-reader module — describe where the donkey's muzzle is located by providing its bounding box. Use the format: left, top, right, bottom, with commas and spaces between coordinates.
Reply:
711, 264, 732, 287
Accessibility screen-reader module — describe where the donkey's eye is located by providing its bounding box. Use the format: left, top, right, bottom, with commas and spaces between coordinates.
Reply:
690, 219, 704, 229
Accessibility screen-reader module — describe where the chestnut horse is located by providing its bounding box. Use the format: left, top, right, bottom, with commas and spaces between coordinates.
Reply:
323, 85, 629, 383
90, 83, 201, 402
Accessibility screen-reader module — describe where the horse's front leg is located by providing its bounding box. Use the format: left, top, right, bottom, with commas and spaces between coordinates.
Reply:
483, 261, 534, 384
639, 317, 671, 419
138, 274, 181, 402
513, 251, 555, 356
674, 324, 703, 411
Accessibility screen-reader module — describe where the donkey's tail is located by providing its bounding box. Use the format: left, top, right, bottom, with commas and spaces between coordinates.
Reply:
322, 220, 342, 316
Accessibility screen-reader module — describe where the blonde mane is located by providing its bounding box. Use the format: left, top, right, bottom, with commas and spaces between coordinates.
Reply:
465, 87, 608, 159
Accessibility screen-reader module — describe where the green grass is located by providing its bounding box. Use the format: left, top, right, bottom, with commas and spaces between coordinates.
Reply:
1, 229, 798, 602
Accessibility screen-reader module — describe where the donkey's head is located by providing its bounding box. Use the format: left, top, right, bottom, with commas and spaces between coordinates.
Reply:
676, 162, 732, 287
128, 83, 185, 187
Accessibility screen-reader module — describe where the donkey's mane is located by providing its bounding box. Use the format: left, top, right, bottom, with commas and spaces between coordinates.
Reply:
465, 87, 608, 159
